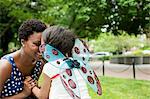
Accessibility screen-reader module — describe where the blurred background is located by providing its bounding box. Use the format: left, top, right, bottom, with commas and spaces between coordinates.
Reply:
0, 0, 150, 55
0, 0, 150, 98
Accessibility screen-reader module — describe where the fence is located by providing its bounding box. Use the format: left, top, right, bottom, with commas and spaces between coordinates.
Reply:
90, 58, 150, 80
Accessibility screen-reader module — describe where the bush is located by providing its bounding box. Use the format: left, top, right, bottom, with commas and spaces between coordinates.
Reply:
88, 31, 144, 55
98, 56, 110, 61
110, 55, 150, 64
132, 50, 143, 56
0, 49, 3, 58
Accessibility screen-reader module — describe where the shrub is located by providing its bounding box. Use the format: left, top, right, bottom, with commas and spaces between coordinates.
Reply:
0, 49, 3, 58
132, 50, 143, 56
88, 31, 147, 55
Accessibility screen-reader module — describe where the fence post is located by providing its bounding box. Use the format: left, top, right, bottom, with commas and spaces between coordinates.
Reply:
102, 57, 105, 76
132, 57, 136, 79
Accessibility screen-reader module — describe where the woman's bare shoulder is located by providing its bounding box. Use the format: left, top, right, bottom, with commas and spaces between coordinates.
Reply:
0, 58, 12, 92
0, 59, 12, 76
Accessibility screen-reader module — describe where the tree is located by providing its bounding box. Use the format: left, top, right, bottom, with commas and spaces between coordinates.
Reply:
42, 0, 149, 37
0, 0, 49, 53
0, 0, 149, 53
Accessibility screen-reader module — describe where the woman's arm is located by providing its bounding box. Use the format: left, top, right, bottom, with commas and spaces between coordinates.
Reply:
2, 91, 27, 99
0, 60, 35, 99
0, 60, 12, 97
32, 73, 52, 99
2, 76, 36, 99
0, 59, 27, 99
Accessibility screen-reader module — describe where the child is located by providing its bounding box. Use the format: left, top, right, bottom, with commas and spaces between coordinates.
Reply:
32, 26, 102, 99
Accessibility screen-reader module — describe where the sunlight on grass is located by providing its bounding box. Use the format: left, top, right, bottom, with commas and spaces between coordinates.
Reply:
89, 76, 150, 99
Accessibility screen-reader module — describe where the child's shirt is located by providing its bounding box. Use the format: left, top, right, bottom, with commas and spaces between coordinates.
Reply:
42, 62, 91, 99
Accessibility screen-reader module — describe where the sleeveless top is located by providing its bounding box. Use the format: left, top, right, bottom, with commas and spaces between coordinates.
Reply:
0, 55, 42, 98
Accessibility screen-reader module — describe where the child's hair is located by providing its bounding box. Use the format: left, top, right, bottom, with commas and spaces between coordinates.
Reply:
42, 26, 77, 57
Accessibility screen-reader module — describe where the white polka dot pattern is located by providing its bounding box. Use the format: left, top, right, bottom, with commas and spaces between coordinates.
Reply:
0, 55, 42, 98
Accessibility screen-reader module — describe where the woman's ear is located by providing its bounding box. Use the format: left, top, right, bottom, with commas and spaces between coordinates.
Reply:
21, 39, 25, 47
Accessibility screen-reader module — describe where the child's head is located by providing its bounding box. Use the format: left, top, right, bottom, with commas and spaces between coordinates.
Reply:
42, 26, 77, 57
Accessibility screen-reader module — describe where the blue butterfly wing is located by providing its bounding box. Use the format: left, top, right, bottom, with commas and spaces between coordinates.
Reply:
72, 39, 90, 63
59, 60, 81, 99
77, 60, 102, 95
41, 44, 66, 68
43, 44, 65, 61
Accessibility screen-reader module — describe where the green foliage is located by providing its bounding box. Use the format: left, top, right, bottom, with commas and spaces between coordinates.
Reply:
98, 56, 110, 61
141, 39, 150, 50
142, 47, 150, 50
89, 32, 116, 52
0, 49, 3, 57
0, 0, 51, 52
88, 31, 145, 53
41, 0, 149, 37
8, 42, 20, 52
132, 50, 143, 56
0, 0, 150, 52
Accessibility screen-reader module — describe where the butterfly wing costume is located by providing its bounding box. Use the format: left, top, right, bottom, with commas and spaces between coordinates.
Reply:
39, 39, 102, 99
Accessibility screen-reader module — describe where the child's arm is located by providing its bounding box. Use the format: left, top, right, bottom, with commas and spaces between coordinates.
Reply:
32, 73, 52, 99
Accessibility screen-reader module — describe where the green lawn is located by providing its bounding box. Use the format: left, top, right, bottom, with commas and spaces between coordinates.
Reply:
89, 76, 150, 99
39, 76, 150, 99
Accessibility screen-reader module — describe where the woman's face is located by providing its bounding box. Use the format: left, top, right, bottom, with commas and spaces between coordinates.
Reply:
39, 36, 45, 54
40, 36, 45, 45
23, 32, 42, 60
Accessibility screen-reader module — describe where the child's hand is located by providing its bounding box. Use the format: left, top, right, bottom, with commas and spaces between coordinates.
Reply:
22, 76, 36, 96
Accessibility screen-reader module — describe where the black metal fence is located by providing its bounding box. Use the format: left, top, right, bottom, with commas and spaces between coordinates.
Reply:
90, 58, 150, 80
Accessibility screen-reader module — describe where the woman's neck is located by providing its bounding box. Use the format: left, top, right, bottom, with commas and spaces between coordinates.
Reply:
17, 48, 35, 66
12, 48, 35, 76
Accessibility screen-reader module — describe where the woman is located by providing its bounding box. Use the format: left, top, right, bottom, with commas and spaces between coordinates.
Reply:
0, 19, 47, 98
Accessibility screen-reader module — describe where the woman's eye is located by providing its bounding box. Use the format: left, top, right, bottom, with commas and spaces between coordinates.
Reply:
33, 42, 41, 47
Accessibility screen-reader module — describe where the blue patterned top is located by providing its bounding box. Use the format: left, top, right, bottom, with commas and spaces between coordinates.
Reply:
0, 55, 42, 98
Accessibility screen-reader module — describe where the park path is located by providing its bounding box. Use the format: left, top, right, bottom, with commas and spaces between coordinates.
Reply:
89, 61, 150, 81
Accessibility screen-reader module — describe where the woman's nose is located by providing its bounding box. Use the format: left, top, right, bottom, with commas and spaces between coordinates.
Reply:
37, 52, 43, 59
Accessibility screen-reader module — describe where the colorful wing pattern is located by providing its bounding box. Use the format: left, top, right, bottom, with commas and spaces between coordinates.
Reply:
39, 39, 102, 99
39, 44, 66, 68
59, 62, 80, 99
72, 39, 102, 95
72, 39, 90, 63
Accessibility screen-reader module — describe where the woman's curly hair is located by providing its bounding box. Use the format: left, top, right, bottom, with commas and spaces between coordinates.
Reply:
18, 19, 47, 41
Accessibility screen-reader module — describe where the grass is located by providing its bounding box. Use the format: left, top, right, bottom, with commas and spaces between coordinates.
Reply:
39, 75, 150, 99
89, 76, 150, 99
